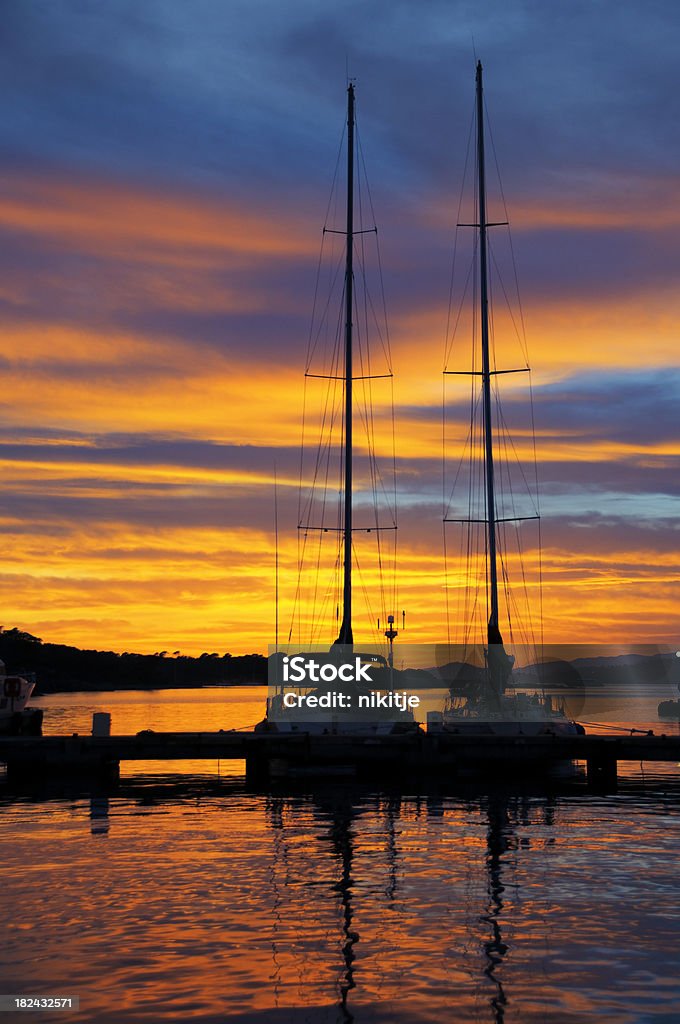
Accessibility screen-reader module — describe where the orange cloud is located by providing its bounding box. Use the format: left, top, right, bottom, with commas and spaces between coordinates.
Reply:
0, 170, 315, 262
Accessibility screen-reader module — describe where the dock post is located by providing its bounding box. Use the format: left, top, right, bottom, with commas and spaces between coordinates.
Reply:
586, 755, 618, 792
245, 754, 270, 786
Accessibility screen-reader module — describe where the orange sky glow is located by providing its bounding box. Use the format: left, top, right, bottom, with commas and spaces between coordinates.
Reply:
0, 170, 677, 656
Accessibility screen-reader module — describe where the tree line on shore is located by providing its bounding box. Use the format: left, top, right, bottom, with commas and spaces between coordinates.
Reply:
0, 628, 267, 693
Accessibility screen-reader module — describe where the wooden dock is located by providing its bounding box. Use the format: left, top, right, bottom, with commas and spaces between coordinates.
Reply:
1, 730, 679, 789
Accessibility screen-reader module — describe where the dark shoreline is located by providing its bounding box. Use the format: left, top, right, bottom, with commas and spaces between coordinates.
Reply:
0, 628, 267, 695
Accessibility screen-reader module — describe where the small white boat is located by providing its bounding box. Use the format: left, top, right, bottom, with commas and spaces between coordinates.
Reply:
0, 660, 43, 735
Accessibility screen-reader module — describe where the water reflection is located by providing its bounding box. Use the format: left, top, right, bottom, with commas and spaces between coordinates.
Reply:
260, 787, 549, 1023
482, 795, 510, 1023
2, 773, 680, 1023
324, 798, 357, 1021
265, 793, 361, 1021
89, 794, 109, 836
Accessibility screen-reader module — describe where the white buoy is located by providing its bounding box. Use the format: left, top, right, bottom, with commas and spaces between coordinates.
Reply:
92, 712, 111, 737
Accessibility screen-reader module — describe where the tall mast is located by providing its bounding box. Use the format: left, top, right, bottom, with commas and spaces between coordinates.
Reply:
335, 81, 355, 647
476, 60, 503, 648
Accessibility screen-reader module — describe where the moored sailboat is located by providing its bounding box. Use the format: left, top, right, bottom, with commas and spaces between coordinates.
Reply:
431, 62, 583, 739
257, 83, 418, 737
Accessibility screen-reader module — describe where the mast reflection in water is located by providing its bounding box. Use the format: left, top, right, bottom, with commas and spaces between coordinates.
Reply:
482, 796, 510, 1022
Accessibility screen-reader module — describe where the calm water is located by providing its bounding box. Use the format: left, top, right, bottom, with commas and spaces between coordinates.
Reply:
1, 687, 680, 1024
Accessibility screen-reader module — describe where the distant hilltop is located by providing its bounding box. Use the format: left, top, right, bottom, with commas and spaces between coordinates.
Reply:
0, 628, 267, 694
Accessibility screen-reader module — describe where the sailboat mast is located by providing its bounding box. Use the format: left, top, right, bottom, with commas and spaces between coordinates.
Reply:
336, 81, 355, 646
476, 60, 502, 646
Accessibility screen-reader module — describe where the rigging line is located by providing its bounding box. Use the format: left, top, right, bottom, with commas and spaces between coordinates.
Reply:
443, 389, 482, 518
296, 282, 350, 528
306, 187, 345, 378
359, 267, 391, 370
499, 541, 513, 644
443, 517, 451, 647
498, 438, 534, 652
362, 430, 388, 623
301, 268, 345, 526
312, 190, 345, 376
495, 400, 541, 518
455, 397, 472, 642
313, 386, 343, 642
485, 104, 530, 362
308, 550, 328, 646
504, 527, 530, 654
514, 520, 536, 651
465, 549, 483, 650
306, 246, 347, 372
315, 545, 343, 645
442, 348, 448, 524
353, 236, 387, 626
302, 313, 344, 642
355, 128, 392, 370
444, 250, 477, 371
489, 245, 529, 361
460, 250, 479, 645
449, 117, 480, 644
322, 122, 347, 232
306, 230, 328, 371
308, 540, 338, 646
292, 355, 313, 644
444, 102, 476, 369
292, 116, 348, 643
352, 245, 396, 534
356, 127, 393, 373
363, 310, 391, 626
494, 366, 535, 650
307, 425, 340, 647
353, 537, 381, 644
315, 364, 342, 644
525, 373, 543, 654
303, 301, 346, 520
536, 515, 544, 658
274, 461, 279, 653
353, 346, 397, 524
527, 375, 541, 511
442, 367, 452, 643
303, 123, 345, 374
464, 411, 481, 647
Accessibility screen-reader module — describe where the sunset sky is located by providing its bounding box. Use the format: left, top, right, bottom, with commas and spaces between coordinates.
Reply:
0, 1, 678, 655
